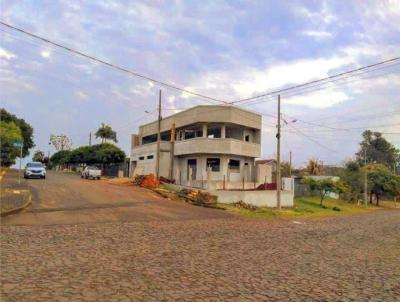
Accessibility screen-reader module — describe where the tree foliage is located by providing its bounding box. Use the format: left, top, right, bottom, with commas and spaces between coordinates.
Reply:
305, 158, 324, 176
32, 150, 45, 163
280, 161, 292, 177
95, 123, 118, 143
0, 108, 34, 159
365, 164, 400, 206
302, 177, 347, 206
50, 143, 125, 166
356, 130, 400, 170
0, 120, 23, 167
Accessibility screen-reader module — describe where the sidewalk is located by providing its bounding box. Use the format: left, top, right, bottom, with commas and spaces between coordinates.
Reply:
0, 169, 32, 217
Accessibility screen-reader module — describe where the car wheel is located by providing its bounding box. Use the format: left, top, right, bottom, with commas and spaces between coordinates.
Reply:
81, 175, 83, 179
97, 176, 100, 180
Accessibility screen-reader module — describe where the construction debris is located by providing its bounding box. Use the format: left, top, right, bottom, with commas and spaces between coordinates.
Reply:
133, 174, 160, 188
159, 176, 175, 184
179, 189, 218, 207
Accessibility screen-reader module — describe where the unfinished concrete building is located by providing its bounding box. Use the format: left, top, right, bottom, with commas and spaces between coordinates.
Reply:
130, 105, 262, 189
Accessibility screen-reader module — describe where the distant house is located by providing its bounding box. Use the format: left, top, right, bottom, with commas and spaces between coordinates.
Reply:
255, 159, 276, 184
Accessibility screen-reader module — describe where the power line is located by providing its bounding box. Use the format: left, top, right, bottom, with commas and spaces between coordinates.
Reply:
286, 123, 345, 156
231, 56, 400, 105
0, 21, 227, 105
239, 62, 400, 107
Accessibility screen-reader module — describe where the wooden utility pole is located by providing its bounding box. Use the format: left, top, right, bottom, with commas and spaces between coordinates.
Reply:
289, 151, 292, 176
156, 90, 162, 179
89, 132, 92, 146
364, 149, 368, 207
276, 95, 281, 209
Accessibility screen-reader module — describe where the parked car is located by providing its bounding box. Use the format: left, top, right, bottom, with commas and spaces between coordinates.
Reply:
81, 166, 102, 180
24, 162, 46, 179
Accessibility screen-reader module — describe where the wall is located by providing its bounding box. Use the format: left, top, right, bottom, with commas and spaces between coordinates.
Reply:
256, 164, 273, 183
174, 154, 256, 185
139, 105, 261, 137
213, 190, 294, 207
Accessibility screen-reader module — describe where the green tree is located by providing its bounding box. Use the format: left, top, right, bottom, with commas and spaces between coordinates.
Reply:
0, 120, 23, 167
365, 164, 400, 206
0, 108, 34, 157
302, 177, 348, 206
356, 130, 400, 170
280, 161, 292, 177
32, 150, 45, 162
90, 143, 125, 164
49, 144, 125, 166
95, 123, 118, 143
50, 150, 72, 166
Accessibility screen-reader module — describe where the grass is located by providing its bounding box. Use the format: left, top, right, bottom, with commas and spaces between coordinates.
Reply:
219, 196, 382, 220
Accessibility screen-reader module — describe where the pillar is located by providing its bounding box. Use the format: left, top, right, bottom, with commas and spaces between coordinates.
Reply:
221, 124, 226, 139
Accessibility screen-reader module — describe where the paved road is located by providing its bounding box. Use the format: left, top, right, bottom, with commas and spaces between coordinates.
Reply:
1, 170, 231, 225
1, 210, 399, 301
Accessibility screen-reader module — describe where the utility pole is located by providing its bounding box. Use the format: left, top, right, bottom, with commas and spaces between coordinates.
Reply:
276, 95, 281, 210
156, 89, 162, 179
89, 132, 92, 146
364, 149, 368, 207
18, 144, 22, 185
289, 151, 292, 176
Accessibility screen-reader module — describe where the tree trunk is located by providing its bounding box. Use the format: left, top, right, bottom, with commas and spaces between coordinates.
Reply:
376, 194, 380, 206
320, 192, 326, 206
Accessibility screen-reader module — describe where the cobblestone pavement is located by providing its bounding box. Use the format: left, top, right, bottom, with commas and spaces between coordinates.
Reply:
1, 210, 400, 301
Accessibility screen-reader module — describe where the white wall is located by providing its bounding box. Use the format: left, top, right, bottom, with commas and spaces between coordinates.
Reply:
214, 190, 294, 207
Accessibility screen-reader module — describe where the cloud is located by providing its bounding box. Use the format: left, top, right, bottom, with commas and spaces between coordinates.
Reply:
40, 50, 51, 58
302, 30, 333, 40
75, 90, 88, 100
0, 47, 17, 60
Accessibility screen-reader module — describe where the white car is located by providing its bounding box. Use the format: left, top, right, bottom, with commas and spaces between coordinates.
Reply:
81, 166, 102, 180
24, 162, 46, 179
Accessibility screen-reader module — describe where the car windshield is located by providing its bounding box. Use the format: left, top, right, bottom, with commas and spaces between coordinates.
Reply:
27, 163, 43, 168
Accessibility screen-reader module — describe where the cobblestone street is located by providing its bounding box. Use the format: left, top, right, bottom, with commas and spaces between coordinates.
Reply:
1, 210, 399, 301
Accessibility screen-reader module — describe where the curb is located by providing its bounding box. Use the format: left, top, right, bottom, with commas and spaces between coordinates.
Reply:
1, 194, 32, 217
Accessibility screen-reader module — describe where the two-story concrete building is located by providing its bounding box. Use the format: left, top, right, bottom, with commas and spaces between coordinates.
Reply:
130, 105, 262, 189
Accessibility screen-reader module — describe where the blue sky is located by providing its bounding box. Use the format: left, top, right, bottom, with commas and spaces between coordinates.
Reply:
1, 0, 399, 167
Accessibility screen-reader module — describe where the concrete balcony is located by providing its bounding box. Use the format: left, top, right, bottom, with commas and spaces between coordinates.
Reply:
174, 138, 260, 158
131, 141, 171, 160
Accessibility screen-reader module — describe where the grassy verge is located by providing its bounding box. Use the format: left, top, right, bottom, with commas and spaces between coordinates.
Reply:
219, 196, 383, 220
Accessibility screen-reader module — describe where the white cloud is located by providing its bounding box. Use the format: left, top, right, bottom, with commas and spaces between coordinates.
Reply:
40, 50, 51, 58
302, 30, 333, 40
285, 88, 348, 108
75, 91, 88, 100
0, 47, 17, 60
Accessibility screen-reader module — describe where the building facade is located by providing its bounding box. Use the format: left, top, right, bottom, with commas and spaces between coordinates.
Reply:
130, 105, 262, 189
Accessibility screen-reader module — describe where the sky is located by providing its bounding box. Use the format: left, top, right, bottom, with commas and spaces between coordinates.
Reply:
1, 0, 399, 167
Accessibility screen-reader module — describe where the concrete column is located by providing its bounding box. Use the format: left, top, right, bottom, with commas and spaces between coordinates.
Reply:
221, 124, 226, 139
202, 124, 207, 138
